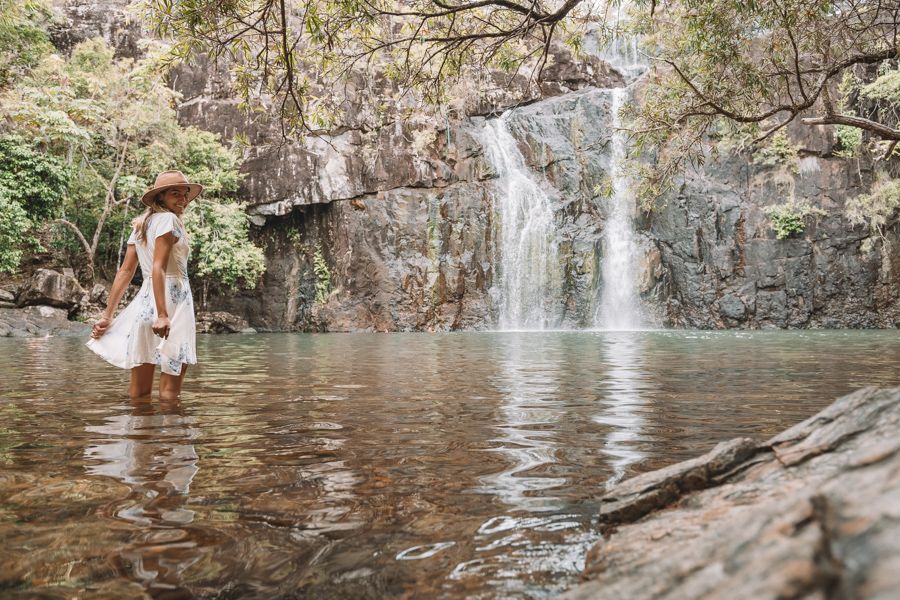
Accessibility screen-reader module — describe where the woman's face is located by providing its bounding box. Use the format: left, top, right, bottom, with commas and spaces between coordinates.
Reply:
160, 187, 192, 215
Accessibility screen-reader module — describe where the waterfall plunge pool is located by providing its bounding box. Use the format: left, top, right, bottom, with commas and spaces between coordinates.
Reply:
2, 330, 899, 598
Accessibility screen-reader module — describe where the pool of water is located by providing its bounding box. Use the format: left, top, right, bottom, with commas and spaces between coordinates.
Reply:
1, 330, 899, 598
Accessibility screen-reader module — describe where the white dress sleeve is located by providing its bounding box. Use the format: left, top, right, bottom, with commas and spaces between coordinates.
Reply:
151, 212, 183, 240
126, 228, 137, 245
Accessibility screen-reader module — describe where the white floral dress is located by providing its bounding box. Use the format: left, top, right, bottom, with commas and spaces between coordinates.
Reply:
87, 212, 197, 376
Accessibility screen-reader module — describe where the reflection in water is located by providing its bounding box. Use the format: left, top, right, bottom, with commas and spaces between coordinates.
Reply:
479, 335, 566, 512
84, 398, 202, 593
595, 334, 647, 487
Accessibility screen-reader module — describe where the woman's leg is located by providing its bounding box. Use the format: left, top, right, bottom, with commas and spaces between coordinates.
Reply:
159, 364, 188, 401
130, 363, 155, 398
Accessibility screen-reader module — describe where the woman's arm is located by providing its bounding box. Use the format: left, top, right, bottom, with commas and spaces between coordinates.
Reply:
151, 232, 177, 338
91, 245, 139, 339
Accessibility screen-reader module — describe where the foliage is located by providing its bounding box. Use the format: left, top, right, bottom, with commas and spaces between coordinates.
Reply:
313, 248, 331, 303
764, 202, 827, 240
834, 125, 863, 158
184, 199, 266, 295
0, 0, 53, 89
1, 31, 264, 294
1, 36, 184, 278
845, 175, 900, 245
752, 131, 800, 173
135, 126, 244, 198
141, 0, 900, 215
0, 134, 71, 221
0, 189, 34, 274
625, 0, 900, 204
860, 69, 900, 107
592, 175, 614, 199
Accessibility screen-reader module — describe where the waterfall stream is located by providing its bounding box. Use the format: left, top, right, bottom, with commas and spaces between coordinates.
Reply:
479, 115, 562, 330
594, 87, 643, 330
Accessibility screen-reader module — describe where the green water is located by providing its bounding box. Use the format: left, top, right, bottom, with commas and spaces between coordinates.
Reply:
1, 330, 898, 598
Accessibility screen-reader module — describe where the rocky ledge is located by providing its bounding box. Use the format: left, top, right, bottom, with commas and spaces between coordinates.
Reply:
563, 386, 900, 600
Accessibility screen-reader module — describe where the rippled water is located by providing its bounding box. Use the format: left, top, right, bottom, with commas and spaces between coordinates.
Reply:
2, 331, 899, 598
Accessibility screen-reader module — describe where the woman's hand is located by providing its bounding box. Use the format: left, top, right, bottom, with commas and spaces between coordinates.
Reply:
91, 316, 112, 339
152, 316, 171, 339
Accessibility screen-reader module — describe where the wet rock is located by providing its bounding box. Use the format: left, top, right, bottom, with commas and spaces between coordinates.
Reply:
562, 386, 900, 600
16, 268, 86, 310
196, 310, 257, 334
597, 437, 762, 527
0, 306, 90, 337
718, 294, 746, 320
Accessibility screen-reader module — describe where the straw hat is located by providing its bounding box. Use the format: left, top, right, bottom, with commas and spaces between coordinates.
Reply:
141, 170, 204, 206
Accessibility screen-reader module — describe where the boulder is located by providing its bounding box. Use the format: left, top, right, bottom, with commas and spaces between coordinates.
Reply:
562, 386, 900, 600
196, 311, 257, 334
16, 269, 86, 310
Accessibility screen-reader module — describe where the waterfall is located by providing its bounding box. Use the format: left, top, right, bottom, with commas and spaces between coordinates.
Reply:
591, 24, 650, 331
479, 114, 562, 330
594, 88, 644, 330
479, 21, 651, 331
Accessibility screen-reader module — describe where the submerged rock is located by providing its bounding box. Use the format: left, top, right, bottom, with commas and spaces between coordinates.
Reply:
562, 386, 900, 600
196, 311, 257, 334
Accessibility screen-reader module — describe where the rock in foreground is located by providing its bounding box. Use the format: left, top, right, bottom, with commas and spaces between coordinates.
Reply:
563, 386, 900, 600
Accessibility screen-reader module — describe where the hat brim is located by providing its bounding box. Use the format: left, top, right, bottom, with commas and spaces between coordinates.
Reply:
141, 183, 204, 207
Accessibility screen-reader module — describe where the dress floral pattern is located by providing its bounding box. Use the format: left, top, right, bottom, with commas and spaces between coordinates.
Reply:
87, 212, 197, 376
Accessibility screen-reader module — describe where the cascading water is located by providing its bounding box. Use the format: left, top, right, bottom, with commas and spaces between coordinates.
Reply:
479, 114, 562, 330
594, 88, 644, 330
592, 29, 649, 330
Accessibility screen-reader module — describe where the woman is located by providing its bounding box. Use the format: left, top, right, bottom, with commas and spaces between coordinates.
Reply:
87, 170, 202, 400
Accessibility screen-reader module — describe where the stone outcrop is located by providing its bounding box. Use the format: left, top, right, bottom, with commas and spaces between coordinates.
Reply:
562, 386, 900, 600
16, 268, 87, 311
0, 306, 90, 337
195, 310, 257, 334
0, 288, 15, 309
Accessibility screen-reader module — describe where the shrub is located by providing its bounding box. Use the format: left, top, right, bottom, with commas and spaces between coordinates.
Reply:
0, 189, 33, 273
764, 202, 827, 240
753, 131, 801, 173
845, 175, 900, 250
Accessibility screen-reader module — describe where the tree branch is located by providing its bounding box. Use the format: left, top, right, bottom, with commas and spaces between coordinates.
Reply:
801, 112, 900, 140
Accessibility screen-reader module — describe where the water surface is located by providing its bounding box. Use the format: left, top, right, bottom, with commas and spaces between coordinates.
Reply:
1, 330, 898, 598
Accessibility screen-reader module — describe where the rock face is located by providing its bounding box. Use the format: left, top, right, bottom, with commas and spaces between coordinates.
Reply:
16, 268, 86, 311
561, 386, 900, 600
653, 142, 900, 328
49, 0, 142, 58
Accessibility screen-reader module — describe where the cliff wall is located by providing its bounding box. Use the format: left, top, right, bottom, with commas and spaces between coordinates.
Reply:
50, 0, 899, 331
